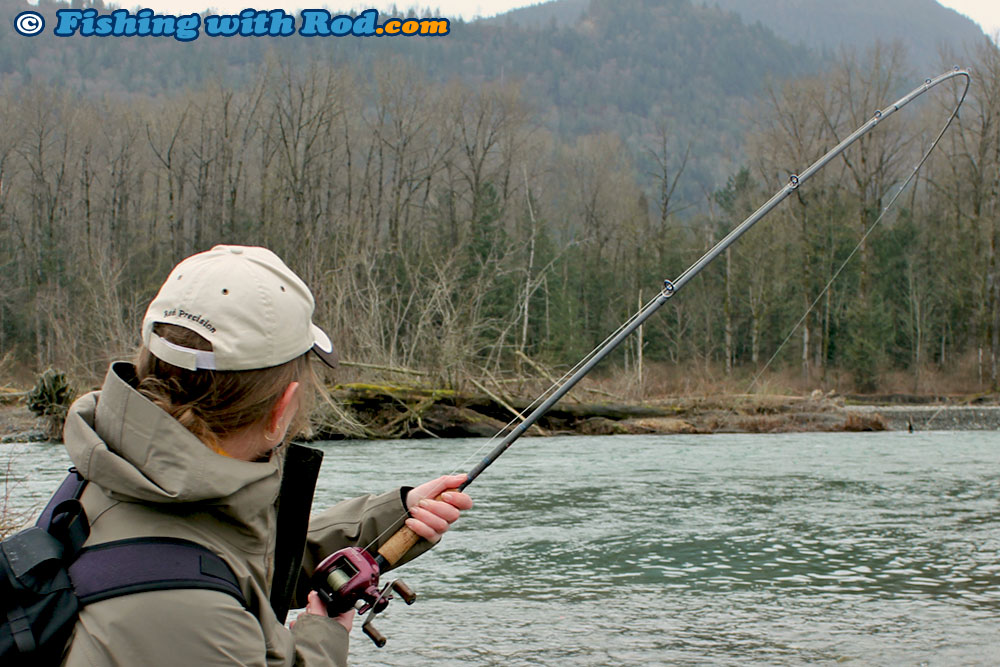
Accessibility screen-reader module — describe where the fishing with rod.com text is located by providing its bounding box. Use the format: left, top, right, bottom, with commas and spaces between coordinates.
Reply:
12, 7, 449, 41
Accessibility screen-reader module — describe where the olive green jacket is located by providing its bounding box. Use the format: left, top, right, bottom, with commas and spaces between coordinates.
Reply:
59, 362, 422, 666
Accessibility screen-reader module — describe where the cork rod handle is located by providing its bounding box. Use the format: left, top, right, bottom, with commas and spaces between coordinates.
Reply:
377, 489, 458, 567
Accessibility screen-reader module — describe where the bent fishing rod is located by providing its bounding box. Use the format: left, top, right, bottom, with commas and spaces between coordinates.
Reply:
312, 68, 971, 646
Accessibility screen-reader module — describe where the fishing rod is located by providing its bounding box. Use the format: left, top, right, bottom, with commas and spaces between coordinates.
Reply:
312, 67, 971, 646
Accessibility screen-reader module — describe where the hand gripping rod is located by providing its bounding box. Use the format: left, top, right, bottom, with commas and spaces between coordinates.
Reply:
375, 68, 970, 567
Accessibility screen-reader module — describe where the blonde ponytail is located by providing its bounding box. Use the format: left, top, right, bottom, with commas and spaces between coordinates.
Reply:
135, 324, 317, 452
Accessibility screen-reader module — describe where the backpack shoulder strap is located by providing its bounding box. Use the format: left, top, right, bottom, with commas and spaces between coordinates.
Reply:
69, 537, 247, 609
33, 469, 90, 561
38, 472, 247, 608
36, 469, 87, 530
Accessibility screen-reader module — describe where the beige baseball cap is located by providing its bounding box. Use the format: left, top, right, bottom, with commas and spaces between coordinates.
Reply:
142, 245, 338, 371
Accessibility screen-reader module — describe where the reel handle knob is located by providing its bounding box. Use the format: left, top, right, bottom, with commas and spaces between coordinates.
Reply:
392, 579, 417, 605
363, 620, 387, 647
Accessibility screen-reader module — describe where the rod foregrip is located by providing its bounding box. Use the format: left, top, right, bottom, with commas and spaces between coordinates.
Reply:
377, 524, 422, 567
377, 489, 460, 567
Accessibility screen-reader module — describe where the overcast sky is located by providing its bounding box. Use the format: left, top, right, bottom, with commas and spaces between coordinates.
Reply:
130, 0, 1000, 39
446, 1, 998, 35
441, 1, 999, 35
934, 0, 1000, 36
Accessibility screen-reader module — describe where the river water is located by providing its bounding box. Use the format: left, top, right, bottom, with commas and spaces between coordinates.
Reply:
5, 431, 1000, 665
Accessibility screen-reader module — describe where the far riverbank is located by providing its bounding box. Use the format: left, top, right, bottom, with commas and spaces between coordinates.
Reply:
4, 384, 1000, 444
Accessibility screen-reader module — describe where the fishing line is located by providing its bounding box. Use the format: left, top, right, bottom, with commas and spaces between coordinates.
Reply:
361, 290, 666, 552
746, 68, 970, 393
446, 291, 665, 466
358, 68, 971, 556
921, 402, 950, 429
315, 72, 975, 650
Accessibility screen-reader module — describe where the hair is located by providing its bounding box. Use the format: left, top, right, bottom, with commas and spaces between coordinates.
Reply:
135, 323, 318, 454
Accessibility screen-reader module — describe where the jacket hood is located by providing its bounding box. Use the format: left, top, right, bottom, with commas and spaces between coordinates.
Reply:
63, 362, 281, 507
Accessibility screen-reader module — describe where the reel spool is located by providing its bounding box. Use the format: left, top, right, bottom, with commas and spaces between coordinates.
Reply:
313, 547, 416, 646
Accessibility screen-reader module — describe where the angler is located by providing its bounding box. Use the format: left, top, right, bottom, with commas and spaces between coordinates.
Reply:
1, 245, 472, 666
0, 69, 971, 663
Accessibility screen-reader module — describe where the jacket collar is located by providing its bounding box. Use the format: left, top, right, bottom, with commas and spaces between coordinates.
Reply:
63, 362, 282, 509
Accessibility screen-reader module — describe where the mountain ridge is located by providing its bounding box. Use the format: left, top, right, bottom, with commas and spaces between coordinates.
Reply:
0, 0, 987, 195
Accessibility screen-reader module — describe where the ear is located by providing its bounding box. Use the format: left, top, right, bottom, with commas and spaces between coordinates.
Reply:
267, 381, 301, 439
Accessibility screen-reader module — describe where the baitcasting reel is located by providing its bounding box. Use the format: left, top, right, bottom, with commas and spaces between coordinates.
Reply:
313, 546, 416, 647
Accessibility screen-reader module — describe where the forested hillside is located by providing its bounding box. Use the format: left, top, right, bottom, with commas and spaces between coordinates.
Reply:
0, 0, 998, 398
0, 0, 983, 187
0, 0, 821, 188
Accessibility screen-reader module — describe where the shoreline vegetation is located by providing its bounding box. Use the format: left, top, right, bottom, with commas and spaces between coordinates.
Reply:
4, 45, 1000, 421
4, 381, 1000, 445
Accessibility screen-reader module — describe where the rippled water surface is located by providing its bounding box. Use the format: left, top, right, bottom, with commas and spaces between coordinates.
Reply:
6, 431, 1000, 664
